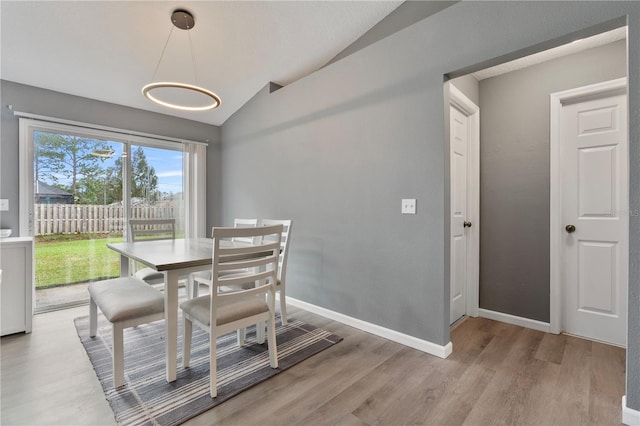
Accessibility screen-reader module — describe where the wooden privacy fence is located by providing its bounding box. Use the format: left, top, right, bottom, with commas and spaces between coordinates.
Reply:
34, 204, 176, 235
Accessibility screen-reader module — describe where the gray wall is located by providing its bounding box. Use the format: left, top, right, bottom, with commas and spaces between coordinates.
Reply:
206, 141, 223, 233
220, 1, 640, 409
478, 40, 627, 322
0, 80, 222, 235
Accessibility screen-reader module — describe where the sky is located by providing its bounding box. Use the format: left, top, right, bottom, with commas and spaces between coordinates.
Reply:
134, 144, 184, 196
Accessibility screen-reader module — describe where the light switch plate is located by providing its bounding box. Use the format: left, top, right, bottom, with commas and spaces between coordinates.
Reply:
402, 198, 416, 214
0, 199, 8, 211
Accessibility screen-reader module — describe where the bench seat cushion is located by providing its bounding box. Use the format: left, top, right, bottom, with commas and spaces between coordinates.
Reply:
89, 277, 164, 323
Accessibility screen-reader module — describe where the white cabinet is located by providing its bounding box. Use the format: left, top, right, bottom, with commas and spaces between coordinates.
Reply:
1, 237, 34, 336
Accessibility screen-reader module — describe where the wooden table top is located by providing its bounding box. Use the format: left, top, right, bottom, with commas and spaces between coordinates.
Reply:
107, 238, 216, 271
108, 238, 272, 272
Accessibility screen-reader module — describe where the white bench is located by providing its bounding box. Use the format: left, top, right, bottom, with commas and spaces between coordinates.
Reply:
88, 277, 165, 388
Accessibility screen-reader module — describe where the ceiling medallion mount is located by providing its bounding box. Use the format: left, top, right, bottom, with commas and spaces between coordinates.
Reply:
171, 9, 195, 30
142, 8, 221, 111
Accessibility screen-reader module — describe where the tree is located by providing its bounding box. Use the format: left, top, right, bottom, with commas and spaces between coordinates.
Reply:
105, 147, 159, 204
102, 167, 121, 205
131, 147, 160, 203
34, 132, 65, 186
34, 132, 111, 204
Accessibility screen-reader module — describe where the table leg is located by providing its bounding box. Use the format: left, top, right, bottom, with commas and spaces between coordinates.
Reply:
119, 254, 130, 277
165, 270, 179, 382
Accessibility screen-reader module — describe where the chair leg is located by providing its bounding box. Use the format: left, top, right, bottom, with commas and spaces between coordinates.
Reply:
279, 289, 288, 325
186, 274, 194, 300
267, 314, 278, 369
89, 297, 98, 337
112, 323, 124, 388
256, 321, 265, 344
210, 327, 218, 398
183, 317, 192, 368
237, 328, 246, 346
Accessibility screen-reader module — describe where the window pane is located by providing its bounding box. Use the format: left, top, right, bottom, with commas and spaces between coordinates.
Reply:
33, 131, 123, 311
129, 145, 184, 237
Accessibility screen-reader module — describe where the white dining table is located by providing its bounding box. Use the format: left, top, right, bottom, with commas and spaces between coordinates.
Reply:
107, 237, 218, 383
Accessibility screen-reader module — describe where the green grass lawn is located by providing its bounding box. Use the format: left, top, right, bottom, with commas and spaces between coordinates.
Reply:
35, 234, 124, 288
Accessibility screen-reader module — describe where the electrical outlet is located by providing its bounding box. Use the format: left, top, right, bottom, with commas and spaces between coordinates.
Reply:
0, 199, 8, 211
402, 198, 416, 214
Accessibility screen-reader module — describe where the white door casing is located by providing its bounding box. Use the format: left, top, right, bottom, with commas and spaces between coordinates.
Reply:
550, 78, 628, 347
449, 84, 480, 325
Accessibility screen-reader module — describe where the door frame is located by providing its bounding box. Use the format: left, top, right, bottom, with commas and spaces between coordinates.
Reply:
449, 84, 480, 319
549, 77, 628, 334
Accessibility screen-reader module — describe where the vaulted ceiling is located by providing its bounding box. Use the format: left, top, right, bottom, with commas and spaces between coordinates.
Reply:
0, 1, 402, 126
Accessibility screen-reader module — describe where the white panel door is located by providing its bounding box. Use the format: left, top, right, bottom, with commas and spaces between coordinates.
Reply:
450, 105, 469, 324
561, 91, 628, 346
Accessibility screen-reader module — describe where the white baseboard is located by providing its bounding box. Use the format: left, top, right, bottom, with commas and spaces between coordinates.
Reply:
623, 396, 640, 425
478, 308, 551, 333
284, 296, 452, 359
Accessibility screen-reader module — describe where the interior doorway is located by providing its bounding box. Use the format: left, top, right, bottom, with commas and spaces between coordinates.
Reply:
446, 26, 628, 341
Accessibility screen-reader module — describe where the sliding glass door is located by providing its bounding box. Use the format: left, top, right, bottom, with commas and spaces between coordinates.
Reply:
22, 120, 190, 311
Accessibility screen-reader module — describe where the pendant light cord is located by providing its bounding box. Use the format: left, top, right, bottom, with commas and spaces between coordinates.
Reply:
151, 24, 175, 81
187, 31, 199, 86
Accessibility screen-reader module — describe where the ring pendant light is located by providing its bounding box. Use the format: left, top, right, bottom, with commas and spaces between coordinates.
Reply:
142, 9, 221, 111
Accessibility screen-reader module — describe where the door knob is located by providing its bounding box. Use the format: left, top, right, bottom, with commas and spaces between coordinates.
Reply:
565, 225, 576, 233
464, 221, 472, 228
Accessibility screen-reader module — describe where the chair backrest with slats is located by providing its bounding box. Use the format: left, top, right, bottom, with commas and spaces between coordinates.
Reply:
260, 219, 292, 283
231, 218, 259, 244
129, 219, 176, 242
209, 224, 283, 313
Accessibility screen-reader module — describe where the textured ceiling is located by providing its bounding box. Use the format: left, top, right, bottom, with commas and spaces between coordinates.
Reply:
0, 1, 402, 126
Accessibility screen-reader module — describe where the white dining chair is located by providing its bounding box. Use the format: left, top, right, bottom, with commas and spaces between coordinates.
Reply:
230, 218, 260, 244
128, 218, 193, 297
260, 219, 293, 324
180, 224, 282, 398
190, 218, 259, 297
236, 219, 292, 345
128, 219, 175, 288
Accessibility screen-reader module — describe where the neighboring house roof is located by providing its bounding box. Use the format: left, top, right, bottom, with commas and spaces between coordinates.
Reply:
34, 181, 73, 197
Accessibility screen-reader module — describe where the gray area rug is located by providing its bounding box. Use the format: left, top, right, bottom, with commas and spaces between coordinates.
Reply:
74, 313, 342, 426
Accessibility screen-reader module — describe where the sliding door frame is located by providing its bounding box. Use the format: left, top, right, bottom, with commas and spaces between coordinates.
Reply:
18, 116, 206, 238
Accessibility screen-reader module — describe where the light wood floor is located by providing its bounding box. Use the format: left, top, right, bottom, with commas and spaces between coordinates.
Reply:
1, 305, 625, 425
